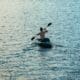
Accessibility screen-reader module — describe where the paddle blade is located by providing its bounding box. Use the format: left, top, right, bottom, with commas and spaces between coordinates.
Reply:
47, 23, 52, 27
31, 37, 35, 40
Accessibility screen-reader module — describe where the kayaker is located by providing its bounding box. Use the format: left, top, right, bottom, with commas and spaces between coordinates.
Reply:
31, 23, 52, 41
37, 27, 48, 42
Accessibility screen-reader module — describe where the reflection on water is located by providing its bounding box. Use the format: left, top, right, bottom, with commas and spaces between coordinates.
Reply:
0, 0, 80, 80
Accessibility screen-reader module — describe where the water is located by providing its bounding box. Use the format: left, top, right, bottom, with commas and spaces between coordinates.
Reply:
0, 0, 80, 80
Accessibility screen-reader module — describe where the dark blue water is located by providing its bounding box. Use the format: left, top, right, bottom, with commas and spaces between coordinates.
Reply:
0, 0, 80, 80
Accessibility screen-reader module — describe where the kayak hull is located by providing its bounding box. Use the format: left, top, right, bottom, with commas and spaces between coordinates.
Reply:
37, 38, 52, 48
38, 42, 52, 48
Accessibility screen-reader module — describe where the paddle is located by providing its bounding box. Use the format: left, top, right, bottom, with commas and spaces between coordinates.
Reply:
31, 23, 52, 40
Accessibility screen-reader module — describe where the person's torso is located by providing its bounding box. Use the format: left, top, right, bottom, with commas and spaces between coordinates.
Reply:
39, 32, 46, 39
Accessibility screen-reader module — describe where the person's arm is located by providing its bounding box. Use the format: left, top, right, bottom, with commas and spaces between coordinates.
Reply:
36, 33, 40, 35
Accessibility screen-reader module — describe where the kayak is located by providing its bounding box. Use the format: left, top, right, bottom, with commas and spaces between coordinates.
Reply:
36, 38, 52, 48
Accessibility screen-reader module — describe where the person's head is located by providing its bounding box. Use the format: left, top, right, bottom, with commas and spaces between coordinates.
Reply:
40, 27, 43, 32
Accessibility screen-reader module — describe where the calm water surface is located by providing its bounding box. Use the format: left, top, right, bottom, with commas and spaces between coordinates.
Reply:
0, 0, 80, 80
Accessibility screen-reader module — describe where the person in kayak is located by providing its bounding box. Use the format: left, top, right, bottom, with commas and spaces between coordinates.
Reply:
31, 23, 52, 41
37, 27, 49, 42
